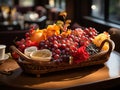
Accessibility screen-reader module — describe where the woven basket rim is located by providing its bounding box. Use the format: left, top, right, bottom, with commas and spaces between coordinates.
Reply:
17, 50, 107, 64
11, 39, 114, 65
10, 39, 115, 75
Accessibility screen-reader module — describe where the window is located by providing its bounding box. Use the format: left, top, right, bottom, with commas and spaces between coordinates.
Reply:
109, 0, 120, 24
91, 0, 104, 19
49, 0, 66, 10
54, 0, 66, 10
91, 0, 120, 24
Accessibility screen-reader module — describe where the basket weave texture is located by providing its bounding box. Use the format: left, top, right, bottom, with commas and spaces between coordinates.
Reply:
10, 39, 115, 76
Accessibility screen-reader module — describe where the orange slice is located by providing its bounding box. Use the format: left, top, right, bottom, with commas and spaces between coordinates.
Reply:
24, 46, 38, 57
30, 49, 52, 62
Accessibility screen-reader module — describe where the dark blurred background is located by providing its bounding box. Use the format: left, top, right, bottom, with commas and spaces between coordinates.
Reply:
0, 0, 120, 52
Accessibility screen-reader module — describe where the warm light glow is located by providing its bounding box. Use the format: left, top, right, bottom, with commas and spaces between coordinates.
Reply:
91, 5, 96, 10
29, 13, 39, 21
49, 0, 55, 7
19, 0, 34, 7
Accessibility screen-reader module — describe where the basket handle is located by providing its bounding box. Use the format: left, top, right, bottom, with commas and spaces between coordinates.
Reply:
10, 46, 48, 64
10, 45, 32, 62
99, 39, 115, 55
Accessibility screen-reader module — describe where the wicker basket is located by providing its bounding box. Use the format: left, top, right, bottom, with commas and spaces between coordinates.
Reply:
10, 39, 115, 77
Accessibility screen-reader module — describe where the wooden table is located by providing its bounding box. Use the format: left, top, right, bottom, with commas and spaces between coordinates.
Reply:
0, 51, 120, 90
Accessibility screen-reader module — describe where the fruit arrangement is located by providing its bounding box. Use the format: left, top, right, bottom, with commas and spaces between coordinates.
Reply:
12, 11, 110, 64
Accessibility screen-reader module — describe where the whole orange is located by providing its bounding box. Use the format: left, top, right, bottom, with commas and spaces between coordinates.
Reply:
30, 29, 45, 43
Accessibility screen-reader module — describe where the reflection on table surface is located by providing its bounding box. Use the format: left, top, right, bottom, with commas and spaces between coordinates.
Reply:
0, 51, 120, 89
105, 51, 120, 78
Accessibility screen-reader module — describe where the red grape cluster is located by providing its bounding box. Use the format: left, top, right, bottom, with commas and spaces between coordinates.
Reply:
15, 29, 38, 52
38, 27, 98, 63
